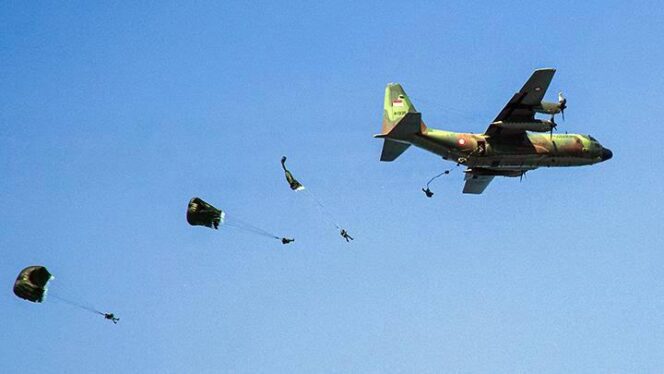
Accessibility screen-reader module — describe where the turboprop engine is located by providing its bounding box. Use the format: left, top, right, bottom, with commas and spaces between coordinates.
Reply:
534, 92, 567, 119
535, 101, 563, 115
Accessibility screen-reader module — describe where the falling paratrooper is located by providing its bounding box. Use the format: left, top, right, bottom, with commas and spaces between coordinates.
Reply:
186, 197, 293, 245
13, 265, 119, 324
280, 156, 353, 243
421, 164, 460, 198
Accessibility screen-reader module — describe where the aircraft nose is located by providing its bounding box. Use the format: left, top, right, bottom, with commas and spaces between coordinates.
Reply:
601, 147, 613, 161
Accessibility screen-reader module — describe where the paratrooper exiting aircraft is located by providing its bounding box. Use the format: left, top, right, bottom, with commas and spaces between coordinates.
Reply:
376, 68, 612, 194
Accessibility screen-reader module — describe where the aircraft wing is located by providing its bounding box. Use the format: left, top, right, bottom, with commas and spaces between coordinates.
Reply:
485, 68, 556, 137
462, 172, 495, 194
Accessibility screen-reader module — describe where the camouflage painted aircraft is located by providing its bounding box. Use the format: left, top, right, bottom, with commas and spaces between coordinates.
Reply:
376, 68, 613, 194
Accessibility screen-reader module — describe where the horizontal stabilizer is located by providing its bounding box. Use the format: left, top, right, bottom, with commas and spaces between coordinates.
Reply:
463, 172, 494, 194
377, 112, 422, 162
380, 139, 410, 162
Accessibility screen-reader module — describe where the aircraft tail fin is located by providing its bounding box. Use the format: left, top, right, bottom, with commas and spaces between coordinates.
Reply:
381, 83, 418, 134
376, 84, 426, 162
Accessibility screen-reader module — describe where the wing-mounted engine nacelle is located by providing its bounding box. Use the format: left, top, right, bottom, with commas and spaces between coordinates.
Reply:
534, 101, 562, 115
535, 92, 567, 118
490, 119, 554, 133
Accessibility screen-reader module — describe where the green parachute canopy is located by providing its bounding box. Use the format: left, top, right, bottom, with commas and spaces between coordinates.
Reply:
281, 156, 304, 191
13, 266, 52, 303
186, 197, 225, 229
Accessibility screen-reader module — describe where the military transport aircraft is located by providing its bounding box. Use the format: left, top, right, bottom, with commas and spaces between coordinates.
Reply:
375, 68, 612, 194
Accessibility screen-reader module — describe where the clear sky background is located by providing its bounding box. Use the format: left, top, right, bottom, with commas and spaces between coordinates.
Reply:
2, 1, 663, 373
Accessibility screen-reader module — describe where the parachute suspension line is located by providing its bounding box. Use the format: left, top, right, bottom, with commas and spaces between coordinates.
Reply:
48, 294, 103, 315
224, 216, 281, 240
48, 280, 100, 311
426, 164, 460, 188
303, 189, 341, 230
422, 164, 460, 198
225, 222, 279, 239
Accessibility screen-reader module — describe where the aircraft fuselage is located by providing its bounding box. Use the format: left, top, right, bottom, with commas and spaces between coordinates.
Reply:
409, 128, 612, 173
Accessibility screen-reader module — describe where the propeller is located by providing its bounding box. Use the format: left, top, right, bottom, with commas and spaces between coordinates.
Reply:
547, 92, 566, 139
549, 115, 558, 140
558, 92, 567, 121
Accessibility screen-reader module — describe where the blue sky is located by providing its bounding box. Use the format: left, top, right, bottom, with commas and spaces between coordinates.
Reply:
2, 1, 663, 373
